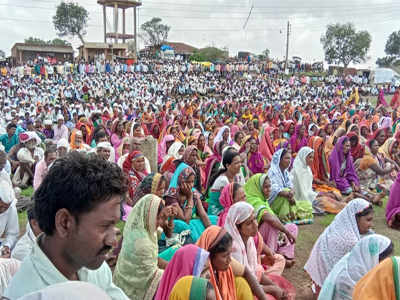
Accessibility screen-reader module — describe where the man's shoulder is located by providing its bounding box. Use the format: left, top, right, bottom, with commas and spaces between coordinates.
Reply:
4, 256, 44, 298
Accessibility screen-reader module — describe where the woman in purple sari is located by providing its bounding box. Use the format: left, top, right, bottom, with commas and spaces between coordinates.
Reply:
289, 124, 308, 156
386, 172, 400, 229
245, 137, 266, 175
329, 136, 360, 195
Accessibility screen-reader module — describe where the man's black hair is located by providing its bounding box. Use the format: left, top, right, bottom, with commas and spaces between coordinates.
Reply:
6, 123, 16, 130
34, 151, 128, 235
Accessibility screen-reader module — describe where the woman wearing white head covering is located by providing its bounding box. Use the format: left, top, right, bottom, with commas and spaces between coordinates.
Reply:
17, 281, 111, 300
290, 147, 346, 215
213, 126, 232, 147
318, 234, 392, 300
0, 180, 19, 252
304, 198, 373, 296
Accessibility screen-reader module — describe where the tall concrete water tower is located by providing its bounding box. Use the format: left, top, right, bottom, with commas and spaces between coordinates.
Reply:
97, 0, 142, 54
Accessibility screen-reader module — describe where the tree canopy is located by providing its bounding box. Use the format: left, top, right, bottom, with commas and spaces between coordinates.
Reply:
258, 48, 270, 60
320, 23, 371, 69
140, 17, 170, 48
53, 1, 89, 44
24, 37, 71, 47
385, 31, 400, 57
190, 47, 228, 62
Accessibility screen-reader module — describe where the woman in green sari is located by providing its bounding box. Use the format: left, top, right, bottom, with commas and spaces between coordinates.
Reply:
113, 194, 173, 300
244, 174, 297, 266
267, 148, 313, 224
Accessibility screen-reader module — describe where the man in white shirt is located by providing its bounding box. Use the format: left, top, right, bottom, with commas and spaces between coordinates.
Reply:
53, 115, 69, 143
0, 179, 19, 257
5, 152, 129, 299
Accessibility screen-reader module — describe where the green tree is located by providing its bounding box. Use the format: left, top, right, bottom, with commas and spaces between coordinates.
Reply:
189, 47, 227, 62
53, 1, 89, 44
24, 37, 48, 45
376, 56, 396, 67
320, 23, 371, 69
50, 38, 71, 46
385, 31, 400, 57
258, 48, 270, 60
140, 17, 170, 48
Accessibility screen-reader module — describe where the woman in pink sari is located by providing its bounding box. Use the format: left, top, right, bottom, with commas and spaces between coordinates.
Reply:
386, 172, 400, 229
155, 244, 209, 300
259, 125, 275, 163
122, 150, 149, 221
224, 202, 296, 299
110, 120, 127, 161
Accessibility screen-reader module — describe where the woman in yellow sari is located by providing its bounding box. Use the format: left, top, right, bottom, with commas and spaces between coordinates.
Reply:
169, 276, 215, 300
324, 127, 346, 159
353, 257, 400, 300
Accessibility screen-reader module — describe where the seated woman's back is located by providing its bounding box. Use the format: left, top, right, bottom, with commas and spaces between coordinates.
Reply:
319, 234, 393, 300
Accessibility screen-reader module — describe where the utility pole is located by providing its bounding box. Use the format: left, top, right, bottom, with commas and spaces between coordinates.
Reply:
284, 21, 291, 71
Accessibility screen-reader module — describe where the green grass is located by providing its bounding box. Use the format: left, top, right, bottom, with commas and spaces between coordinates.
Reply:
116, 221, 125, 233
20, 187, 34, 198
18, 211, 27, 232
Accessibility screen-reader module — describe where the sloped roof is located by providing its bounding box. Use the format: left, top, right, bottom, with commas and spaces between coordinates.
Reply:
163, 42, 198, 54
12, 43, 73, 53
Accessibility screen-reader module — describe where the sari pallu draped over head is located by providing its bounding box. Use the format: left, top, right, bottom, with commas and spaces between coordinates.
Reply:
169, 276, 210, 300
304, 198, 371, 287
203, 142, 223, 191
130, 173, 164, 207
353, 256, 400, 300
386, 172, 400, 226
328, 136, 359, 193
318, 234, 391, 300
155, 244, 209, 300
122, 150, 149, 200
267, 149, 293, 205
259, 125, 275, 162
196, 226, 237, 300
244, 174, 275, 223
289, 124, 308, 154
217, 183, 234, 227
113, 194, 164, 300
224, 202, 262, 279
347, 132, 365, 161
290, 147, 317, 203
308, 136, 330, 182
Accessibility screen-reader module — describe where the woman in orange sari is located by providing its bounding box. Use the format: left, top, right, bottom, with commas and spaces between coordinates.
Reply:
324, 127, 346, 159
308, 136, 348, 206
196, 226, 276, 300
353, 257, 400, 300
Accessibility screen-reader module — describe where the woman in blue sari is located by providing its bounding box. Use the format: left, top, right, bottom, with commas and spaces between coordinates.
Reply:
268, 148, 313, 224
165, 163, 217, 243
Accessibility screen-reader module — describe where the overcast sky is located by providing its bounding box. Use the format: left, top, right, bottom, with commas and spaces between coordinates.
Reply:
1, 0, 399, 68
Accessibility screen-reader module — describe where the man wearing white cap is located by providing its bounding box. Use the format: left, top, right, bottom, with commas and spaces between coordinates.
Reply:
94, 142, 113, 162
56, 138, 69, 158
53, 115, 68, 143
12, 132, 44, 188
